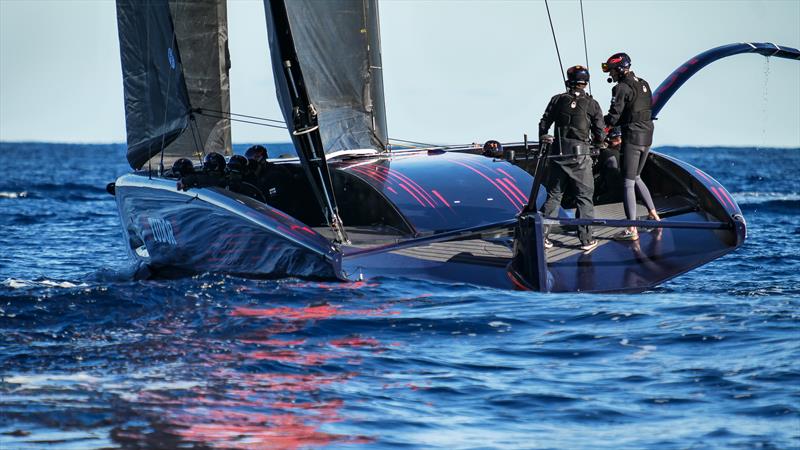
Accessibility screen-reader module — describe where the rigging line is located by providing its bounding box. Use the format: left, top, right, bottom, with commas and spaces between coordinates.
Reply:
194, 108, 285, 124
579, 0, 591, 95
188, 114, 204, 165
389, 137, 438, 147
544, 0, 566, 84
194, 111, 288, 129
156, 6, 177, 177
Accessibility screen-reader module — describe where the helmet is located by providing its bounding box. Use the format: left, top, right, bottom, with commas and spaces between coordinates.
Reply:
227, 154, 248, 174
482, 139, 503, 158
608, 127, 622, 139
171, 158, 195, 177
566, 65, 590, 88
602, 52, 631, 73
245, 145, 268, 162
203, 152, 226, 173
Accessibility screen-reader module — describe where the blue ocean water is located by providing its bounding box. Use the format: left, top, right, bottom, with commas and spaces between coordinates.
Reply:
1, 143, 798, 449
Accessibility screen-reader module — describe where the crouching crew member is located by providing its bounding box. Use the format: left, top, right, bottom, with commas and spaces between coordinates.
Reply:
175, 152, 227, 191
538, 65, 606, 252
595, 127, 624, 203
244, 144, 293, 209
601, 52, 660, 241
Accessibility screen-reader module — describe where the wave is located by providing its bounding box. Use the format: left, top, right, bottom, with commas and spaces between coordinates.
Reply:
2, 278, 88, 290
732, 192, 800, 211
0, 191, 28, 199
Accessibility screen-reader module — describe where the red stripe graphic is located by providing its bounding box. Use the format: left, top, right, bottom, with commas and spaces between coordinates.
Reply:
380, 167, 438, 207
430, 189, 452, 209
502, 177, 529, 204
451, 160, 520, 209
398, 183, 427, 207
495, 178, 527, 207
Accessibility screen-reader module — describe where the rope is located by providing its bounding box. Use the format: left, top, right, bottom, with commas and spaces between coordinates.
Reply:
579, 0, 591, 95
388, 137, 438, 148
194, 111, 287, 129
188, 114, 204, 165
544, 0, 566, 84
194, 108, 285, 124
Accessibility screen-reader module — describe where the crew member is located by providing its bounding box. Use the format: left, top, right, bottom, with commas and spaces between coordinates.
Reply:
482, 140, 504, 158
602, 52, 660, 241
538, 65, 606, 252
244, 144, 292, 208
177, 152, 227, 191
595, 127, 624, 203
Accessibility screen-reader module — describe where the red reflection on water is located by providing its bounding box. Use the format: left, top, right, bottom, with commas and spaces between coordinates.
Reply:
138, 300, 403, 449
170, 408, 371, 450
330, 337, 380, 348
247, 349, 335, 366
231, 304, 397, 319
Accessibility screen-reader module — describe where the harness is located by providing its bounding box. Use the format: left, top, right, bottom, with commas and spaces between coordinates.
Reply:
552, 91, 593, 156
619, 74, 653, 124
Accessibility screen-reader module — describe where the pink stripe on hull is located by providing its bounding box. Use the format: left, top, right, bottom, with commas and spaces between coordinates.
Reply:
451, 160, 520, 209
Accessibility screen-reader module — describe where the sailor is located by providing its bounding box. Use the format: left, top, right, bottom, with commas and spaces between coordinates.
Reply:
538, 65, 606, 252
602, 52, 660, 241
244, 144, 291, 208
482, 140, 504, 158
244, 144, 269, 184
177, 152, 227, 191
595, 127, 624, 203
225, 154, 267, 202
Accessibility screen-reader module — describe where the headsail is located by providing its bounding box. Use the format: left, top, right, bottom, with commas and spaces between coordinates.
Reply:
264, 0, 388, 154
116, 0, 231, 170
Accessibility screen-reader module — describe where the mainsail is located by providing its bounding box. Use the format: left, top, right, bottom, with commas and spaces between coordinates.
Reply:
264, 0, 388, 154
116, 0, 231, 170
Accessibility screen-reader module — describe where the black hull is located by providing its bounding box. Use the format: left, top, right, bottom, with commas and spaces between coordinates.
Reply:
115, 175, 341, 279
113, 150, 744, 292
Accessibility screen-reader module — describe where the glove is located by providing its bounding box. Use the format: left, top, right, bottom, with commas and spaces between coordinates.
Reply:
539, 134, 554, 144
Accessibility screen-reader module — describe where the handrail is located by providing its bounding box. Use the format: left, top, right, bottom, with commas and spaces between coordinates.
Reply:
343, 215, 732, 259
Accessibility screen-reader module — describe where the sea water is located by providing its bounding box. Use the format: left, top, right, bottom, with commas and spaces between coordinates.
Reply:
1, 143, 798, 449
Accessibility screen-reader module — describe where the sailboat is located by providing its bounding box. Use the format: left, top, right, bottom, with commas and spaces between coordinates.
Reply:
109, 0, 798, 292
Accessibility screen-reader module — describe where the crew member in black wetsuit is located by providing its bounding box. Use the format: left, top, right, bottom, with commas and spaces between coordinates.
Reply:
244, 144, 292, 209
538, 65, 606, 252
596, 127, 624, 203
177, 152, 227, 191
602, 52, 660, 241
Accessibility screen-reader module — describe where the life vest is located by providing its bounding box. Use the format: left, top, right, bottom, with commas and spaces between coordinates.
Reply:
619, 74, 652, 125
553, 91, 593, 142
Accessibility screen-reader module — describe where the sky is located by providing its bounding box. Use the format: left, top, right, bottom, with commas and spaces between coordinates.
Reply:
1, 0, 798, 148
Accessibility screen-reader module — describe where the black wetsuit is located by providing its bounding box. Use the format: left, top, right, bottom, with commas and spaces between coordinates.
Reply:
538, 88, 606, 245
245, 160, 293, 209
178, 171, 227, 191
604, 71, 657, 219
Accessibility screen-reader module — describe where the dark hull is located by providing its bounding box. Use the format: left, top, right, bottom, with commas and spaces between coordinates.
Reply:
114, 150, 744, 292
115, 175, 340, 279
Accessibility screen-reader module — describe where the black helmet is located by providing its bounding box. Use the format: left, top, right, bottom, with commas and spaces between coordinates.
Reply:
244, 145, 268, 162
227, 154, 248, 174
203, 152, 226, 173
482, 140, 504, 158
602, 52, 631, 73
171, 158, 195, 177
608, 127, 622, 139
566, 65, 590, 88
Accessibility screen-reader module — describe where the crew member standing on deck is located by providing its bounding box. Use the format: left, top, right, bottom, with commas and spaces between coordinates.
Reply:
602, 52, 660, 241
539, 65, 606, 252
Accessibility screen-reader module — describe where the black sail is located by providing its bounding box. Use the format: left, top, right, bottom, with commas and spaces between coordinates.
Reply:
264, 0, 388, 154
116, 0, 231, 170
